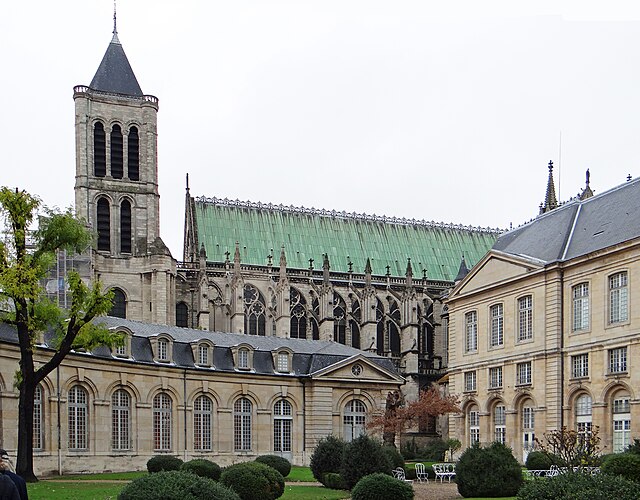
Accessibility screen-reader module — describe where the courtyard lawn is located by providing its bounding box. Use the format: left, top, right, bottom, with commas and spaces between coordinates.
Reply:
28, 480, 123, 500
281, 485, 349, 499
286, 465, 317, 482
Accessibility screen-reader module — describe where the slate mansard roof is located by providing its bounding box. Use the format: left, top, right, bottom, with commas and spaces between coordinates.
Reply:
493, 177, 640, 264
0, 317, 400, 378
193, 197, 501, 281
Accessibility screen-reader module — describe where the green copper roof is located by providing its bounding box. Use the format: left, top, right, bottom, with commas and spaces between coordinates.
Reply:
194, 197, 501, 280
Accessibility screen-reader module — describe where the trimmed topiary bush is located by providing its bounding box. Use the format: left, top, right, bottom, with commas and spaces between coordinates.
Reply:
351, 473, 414, 500
181, 458, 222, 480
525, 451, 555, 471
517, 471, 640, 500
310, 435, 346, 486
381, 445, 405, 470
118, 470, 240, 500
323, 472, 348, 490
220, 461, 285, 500
601, 452, 640, 482
340, 434, 392, 490
422, 438, 449, 461
147, 455, 184, 473
255, 455, 291, 478
456, 442, 523, 498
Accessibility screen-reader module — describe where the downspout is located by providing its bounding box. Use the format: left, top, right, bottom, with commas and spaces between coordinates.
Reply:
56, 366, 62, 475
183, 369, 188, 461
301, 378, 306, 453
559, 268, 565, 429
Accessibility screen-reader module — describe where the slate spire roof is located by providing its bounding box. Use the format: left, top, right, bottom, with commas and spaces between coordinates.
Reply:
540, 160, 558, 214
89, 20, 143, 97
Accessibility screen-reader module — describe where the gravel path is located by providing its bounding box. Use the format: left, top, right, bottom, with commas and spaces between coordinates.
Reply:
413, 481, 462, 500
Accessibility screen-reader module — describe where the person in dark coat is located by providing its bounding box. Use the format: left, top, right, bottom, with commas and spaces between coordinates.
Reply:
0, 451, 26, 500
0, 473, 19, 500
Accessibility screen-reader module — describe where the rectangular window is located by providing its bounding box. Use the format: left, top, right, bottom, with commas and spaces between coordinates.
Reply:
490, 304, 504, 347
572, 283, 590, 331
518, 296, 533, 341
613, 397, 631, 453
465, 311, 478, 353
115, 344, 127, 357
609, 347, 628, 373
198, 345, 209, 365
464, 371, 477, 392
158, 339, 168, 361
494, 405, 506, 445
609, 272, 628, 324
277, 353, 289, 372
571, 353, 589, 378
516, 361, 532, 386
522, 407, 535, 430
469, 410, 480, 445
489, 366, 503, 389
238, 349, 249, 369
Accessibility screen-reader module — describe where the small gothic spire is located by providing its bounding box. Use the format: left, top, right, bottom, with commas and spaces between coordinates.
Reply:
540, 160, 558, 214
233, 241, 241, 274
199, 242, 207, 259
405, 258, 413, 288
111, 0, 121, 44
323, 254, 330, 285
364, 258, 372, 275
454, 255, 470, 282
186, 173, 190, 192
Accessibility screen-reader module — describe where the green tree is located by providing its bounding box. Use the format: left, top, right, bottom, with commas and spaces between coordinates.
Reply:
0, 187, 119, 482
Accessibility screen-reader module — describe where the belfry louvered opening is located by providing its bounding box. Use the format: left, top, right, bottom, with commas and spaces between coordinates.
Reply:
120, 199, 132, 254
94, 122, 106, 177
97, 197, 111, 251
127, 126, 139, 181
111, 124, 124, 179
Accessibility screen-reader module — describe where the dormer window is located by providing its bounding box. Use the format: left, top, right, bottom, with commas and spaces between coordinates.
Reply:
152, 335, 174, 363
191, 340, 214, 368
272, 348, 293, 373
112, 330, 132, 359
232, 344, 254, 371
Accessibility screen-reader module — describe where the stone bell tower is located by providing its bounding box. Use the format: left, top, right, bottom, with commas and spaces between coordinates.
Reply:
73, 13, 176, 324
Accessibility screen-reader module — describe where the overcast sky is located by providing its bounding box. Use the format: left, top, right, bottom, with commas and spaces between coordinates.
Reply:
3, 1, 640, 260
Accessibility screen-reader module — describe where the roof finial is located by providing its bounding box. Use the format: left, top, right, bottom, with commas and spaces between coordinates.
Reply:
111, 0, 121, 44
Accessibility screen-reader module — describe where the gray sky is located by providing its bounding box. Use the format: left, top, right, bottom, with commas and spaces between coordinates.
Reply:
3, 1, 640, 260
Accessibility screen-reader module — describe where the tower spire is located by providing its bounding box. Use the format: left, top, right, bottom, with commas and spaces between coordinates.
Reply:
112, 1, 120, 44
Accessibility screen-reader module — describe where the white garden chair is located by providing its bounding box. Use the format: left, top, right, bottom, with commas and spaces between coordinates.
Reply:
414, 463, 429, 483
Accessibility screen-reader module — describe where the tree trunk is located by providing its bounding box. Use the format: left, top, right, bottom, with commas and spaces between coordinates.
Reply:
16, 381, 37, 482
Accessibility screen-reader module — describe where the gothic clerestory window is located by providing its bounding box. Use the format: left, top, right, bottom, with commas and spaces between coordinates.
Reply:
244, 284, 266, 335
333, 292, 347, 344
290, 287, 307, 339
350, 298, 361, 349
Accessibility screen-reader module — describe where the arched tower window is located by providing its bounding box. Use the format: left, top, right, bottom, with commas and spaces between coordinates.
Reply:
110, 124, 123, 179
244, 284, 266, 335
333, 292, 347, 344
97, 197, 111, 252
94, 122, 106, 177
127, 126, 139, 181
290, 288, 307, 339
110, 288, 127, 318
388, 300, 401, 356
176, 302, 189, 327
120, 199, 132, 254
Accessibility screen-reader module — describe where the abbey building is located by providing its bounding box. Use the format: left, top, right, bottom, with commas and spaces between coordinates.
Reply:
0, 25, 499, 474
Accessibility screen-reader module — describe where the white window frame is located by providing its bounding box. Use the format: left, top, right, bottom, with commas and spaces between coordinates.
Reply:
609, 347, 628, 374
153, 393, 172, 451
68, 385, 88, 450
198, 344, 209, 366
489, 366, 503, 389
571, 353, 589, 378
575, 394, 592, 438
464, 371, 477, 392
194, 395, 213, 451
274, 399, 293, 453
517, 295, 533, 341
234, 397, 252, 451
516, 361, 532, 386
490, 303, 504, 347
465, 310, 478, 353
33, 385, 43, 451
572, 283, 589, 331
157, 339, 168, 362
612, 396, 631, 453
343, 400, 366, 442
277, 352, 289, 372
494, 405, 506, 445
469, 407, 480, 446
238, 348, 249, 369
609, 272, 628, 324
112, 389, 131, 451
